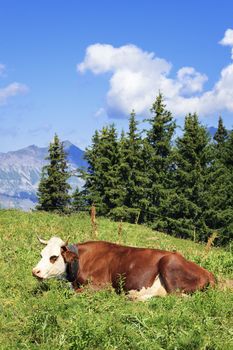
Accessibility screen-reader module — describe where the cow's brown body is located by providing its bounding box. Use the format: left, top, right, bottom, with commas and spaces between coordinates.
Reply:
62, 241, 215, 294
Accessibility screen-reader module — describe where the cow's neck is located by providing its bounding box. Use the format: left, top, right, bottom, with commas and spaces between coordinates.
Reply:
65, 244, 79, 282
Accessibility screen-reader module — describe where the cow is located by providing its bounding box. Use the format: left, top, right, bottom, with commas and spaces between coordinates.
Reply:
32, 237, 215, 301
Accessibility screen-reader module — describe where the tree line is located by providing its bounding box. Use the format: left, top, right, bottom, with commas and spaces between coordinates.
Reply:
37, 94, 233, 245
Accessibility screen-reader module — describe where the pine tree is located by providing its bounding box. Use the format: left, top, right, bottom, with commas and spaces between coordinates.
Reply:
72, 187, 88, 212
224, 131, 233, 237
81, 130, 102, 211
213, 116, 228, 146
37, 134, 71, 212
206, 121, 233, 244
103, 124, 124, 211
144, 93, 176, 227
114, 111, 148, 222
165, 114, 211, 240
82, 125, 123, 215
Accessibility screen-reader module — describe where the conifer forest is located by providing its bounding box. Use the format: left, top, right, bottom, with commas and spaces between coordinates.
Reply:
74, 94, 233, 245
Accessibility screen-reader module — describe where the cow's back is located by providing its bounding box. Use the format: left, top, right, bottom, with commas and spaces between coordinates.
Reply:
76, 241, 171, 291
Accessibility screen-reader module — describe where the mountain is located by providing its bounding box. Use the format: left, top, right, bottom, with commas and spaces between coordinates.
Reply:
208, 127, 217, 137
0, 141, 87, 211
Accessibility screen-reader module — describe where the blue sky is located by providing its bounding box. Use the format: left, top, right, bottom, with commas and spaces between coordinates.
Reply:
1, 0, 233, 152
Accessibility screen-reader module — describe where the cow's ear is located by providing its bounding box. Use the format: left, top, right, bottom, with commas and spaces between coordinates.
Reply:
62, 250, 78, 264
61, 245, 68, 254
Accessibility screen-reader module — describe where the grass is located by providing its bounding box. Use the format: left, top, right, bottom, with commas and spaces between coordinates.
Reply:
0, 209, 232, 350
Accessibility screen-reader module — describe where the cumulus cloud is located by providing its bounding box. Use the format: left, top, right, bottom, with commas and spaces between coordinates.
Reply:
176, 67, 208, 95
78, 44, 174, 117
78, 44, 171, 75
77, 29, 233, 118
219, 28, 233, 59
0, 82, 29, 106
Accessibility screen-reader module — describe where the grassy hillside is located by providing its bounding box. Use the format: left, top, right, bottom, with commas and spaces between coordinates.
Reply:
0, 210, 232, 350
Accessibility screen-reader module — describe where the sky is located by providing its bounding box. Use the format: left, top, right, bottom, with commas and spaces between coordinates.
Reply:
1, 0, 233, 152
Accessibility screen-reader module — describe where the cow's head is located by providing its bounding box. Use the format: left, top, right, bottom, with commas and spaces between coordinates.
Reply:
32, 236, 69, 280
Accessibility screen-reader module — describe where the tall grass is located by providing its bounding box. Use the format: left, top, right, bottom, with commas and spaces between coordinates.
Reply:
0, 210, 232, 349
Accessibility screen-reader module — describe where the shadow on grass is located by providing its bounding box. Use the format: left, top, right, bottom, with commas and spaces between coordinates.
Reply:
31, 281, 50, 296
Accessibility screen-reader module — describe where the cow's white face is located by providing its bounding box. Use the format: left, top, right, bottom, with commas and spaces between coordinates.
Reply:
32, 237, 66, 280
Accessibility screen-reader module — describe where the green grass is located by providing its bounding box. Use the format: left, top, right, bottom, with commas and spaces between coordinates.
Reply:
0, 210, 232, 350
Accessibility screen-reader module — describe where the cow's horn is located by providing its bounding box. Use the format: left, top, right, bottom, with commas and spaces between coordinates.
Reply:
37, 236, 49, 245
64, 236, 70, 246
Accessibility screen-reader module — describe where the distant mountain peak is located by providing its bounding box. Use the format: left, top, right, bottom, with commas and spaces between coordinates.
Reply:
208, 127, 217, 137
63, 140, 73, 148
0, 141, 87, 211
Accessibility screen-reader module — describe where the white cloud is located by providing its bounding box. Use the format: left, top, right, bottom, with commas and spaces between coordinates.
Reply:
220, 28, 233, 46
0, 63, 29, 106
176, 67, 208, 95
77, 29, 233, 119
0, 82, 29, 106
219, 28, 233, 59
78, 44, 171, 75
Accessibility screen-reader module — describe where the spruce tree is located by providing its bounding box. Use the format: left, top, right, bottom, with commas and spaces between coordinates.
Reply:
82, 125, 123, 215
213, 116, 228, 146
103, 124, 124, 211
206, 121, 233, 244
81, 130, 103, 211
144, 93, 176, 227
224, 131, 233, 237
72, 187, 88, 212
114, 111, 148, 222
37, 134, 71, 212
166, 114, 211, 240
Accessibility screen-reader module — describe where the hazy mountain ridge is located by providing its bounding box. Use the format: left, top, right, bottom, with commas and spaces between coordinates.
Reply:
0, 141, 87, 210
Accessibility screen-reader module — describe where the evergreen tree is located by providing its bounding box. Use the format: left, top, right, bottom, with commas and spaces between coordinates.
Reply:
144, 93, 176, 227
213, 116, 228, 146
114, 111, 148, 222
165, 114, 211, 240
206, 121, 233, 244
82, 125, 123, 215
81, 130, 103, 211
37, 134, 71, 212
223, 132, 233, 236
72, 187, 88, 212
223, 128, 233, 167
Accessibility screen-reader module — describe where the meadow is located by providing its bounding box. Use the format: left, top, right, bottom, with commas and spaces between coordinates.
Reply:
0, 210, 232, 350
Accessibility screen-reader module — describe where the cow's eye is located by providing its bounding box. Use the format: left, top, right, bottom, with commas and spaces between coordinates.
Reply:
50, 255, 58, 264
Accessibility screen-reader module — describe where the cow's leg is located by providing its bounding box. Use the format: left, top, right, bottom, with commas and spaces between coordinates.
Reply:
158, 253, 206, 294
128, 275, 167, 301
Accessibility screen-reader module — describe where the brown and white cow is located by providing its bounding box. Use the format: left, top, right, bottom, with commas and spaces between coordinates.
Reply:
32, 237, 215, 301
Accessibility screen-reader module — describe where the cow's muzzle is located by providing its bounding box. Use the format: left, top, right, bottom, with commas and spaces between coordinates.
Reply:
32, 268, 44, 281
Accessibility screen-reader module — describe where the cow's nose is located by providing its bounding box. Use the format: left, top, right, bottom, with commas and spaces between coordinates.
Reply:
32, 268, 41, 277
